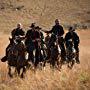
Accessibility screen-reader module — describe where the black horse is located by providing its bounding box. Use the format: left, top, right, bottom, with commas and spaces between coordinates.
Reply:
2, 36, 29, 78
43, 34, 62, 70
66, 39, 76, 69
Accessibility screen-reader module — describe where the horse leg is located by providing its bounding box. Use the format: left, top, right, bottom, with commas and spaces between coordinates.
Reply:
43, 60, 46, 69
14, 68, 17, 76
50, 57, 55, 69
56, 59, 61, 71
68, 61, 72, 69
59, 59, 63, 69
8, 66, 13, 78
52, 59, 55, 68
21, 67, 26, 78
50, 59, 52, 68
67, 60, 70, 68
34, 59, 39, 69
34, 50, 39, 69
71, 60, 75, 68
16, 67, 20, 76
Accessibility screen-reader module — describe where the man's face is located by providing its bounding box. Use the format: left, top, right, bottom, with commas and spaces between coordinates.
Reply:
17, 24, 22, 29
55, 20, 59, 25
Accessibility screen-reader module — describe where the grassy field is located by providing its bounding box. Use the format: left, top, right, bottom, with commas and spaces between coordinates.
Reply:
0, 30, 90, 90
0, 0, 90, 90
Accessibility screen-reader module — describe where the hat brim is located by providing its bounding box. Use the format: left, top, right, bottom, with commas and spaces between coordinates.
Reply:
29, 26, 35, 28
35, 27, 41, 29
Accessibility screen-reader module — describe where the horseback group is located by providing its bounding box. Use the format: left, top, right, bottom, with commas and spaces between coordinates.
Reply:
1, 19, 80, 78
44, 19, 80, 69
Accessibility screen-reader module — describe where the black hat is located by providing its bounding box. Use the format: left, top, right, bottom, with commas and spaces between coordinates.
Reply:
69, 26, 75, 31
35, 26, 41, 29
30, 23, 35, 28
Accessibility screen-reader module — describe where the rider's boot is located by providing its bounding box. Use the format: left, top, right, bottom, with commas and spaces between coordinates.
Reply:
1, 49, 8, 62
1, 42, 13, 62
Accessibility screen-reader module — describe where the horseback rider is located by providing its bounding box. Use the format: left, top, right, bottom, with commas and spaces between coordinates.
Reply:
11, 23, 25, 40
65, 26, 80, 64
25, 23, 41, 67
25, 23, 36, 63
1, 23, 25, 61
45, 19, 66, 60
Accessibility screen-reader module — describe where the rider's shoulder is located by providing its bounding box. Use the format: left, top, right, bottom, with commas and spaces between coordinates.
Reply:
11, 28, 16, 33
52, 25, 60, 30
73, 31, 78, 35
12, 28, 17, 31
66, 32, 70, 35
55, 24, 63, 30
20, 28, 24, 31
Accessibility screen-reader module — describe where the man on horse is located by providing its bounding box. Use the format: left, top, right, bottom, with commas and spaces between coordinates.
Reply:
25, 23, 36, 64
11, 23, 25, 40
65, 26, 80, 64
25, 23, 41, 67
1, 23, 25, 61
45, 19, 66, 61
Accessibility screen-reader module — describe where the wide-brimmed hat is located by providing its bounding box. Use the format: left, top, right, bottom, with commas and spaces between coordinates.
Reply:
69, 26, 75, 31
35, 26, 42, 29
29, 23, 35, 28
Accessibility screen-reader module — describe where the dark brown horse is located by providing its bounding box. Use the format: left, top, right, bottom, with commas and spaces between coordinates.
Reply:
7, 38, 29, 78
65, 39, 76, 69
44, 35, 62, 70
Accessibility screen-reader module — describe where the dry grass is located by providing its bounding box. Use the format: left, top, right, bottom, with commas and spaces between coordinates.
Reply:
0, 30, 90, 90
0, 0, 90, 89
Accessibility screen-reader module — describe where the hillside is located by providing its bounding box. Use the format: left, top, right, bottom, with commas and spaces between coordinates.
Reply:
0, 0, 90, 33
